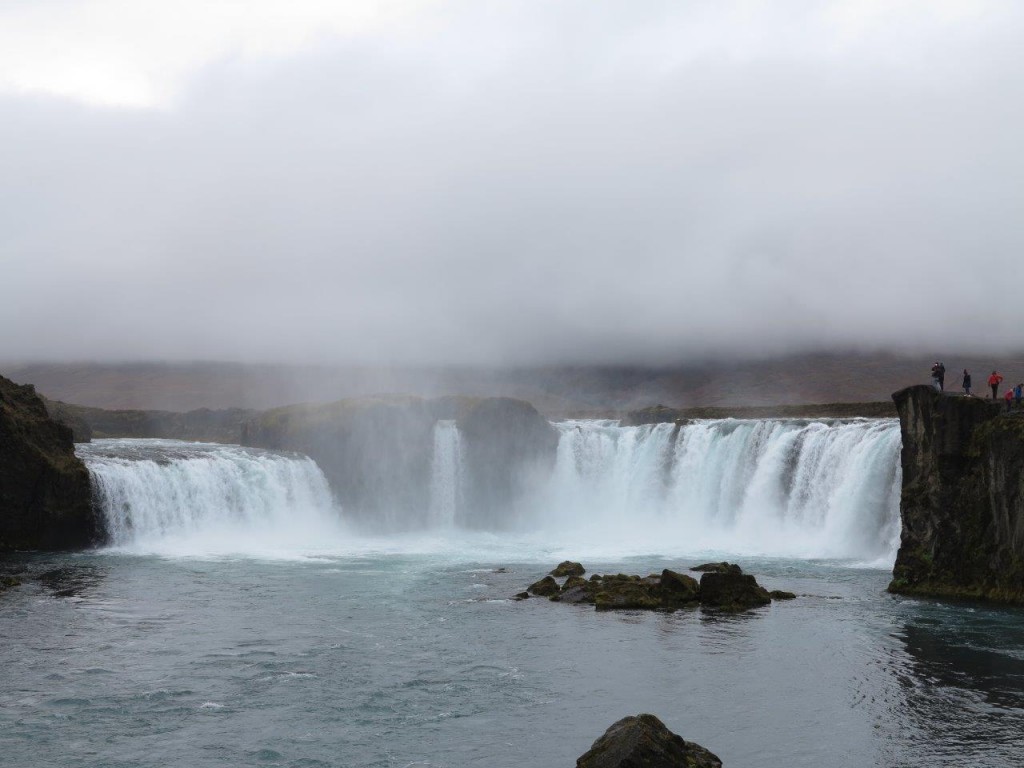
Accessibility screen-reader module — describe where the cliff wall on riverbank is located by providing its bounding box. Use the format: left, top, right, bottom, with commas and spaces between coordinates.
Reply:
890, 385, 1024, 602
0, 375, 96, 550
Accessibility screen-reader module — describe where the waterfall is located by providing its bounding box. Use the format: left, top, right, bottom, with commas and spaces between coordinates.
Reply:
78, 418, 903, 563
79, 439, 342, 557
428, 420, 465, 528
539, 418, 902, 561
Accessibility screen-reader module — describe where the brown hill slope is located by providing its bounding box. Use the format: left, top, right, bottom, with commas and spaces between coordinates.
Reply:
5, 353, 1020, 415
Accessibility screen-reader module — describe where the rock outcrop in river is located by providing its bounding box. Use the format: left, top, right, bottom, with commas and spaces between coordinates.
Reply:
0, 374, 95, 550
524, 563, 775, 612
576, 714, 722, 768
890, 385, 1024, 603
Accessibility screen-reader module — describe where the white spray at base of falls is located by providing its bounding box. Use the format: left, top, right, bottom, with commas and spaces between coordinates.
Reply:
539, 419, 903, 562
79, 439, 344, 558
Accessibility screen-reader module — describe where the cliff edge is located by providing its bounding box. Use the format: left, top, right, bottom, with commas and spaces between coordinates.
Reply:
0, 374, 96, 550
889, 385, 1024, 602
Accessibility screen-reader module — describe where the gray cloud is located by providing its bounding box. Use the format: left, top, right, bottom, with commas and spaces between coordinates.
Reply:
2, 1, 1023, 365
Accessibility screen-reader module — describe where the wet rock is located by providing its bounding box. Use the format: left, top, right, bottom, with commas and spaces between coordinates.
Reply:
514, 591, 530, 600
890, 385, 1024, 603
0, 374, 96, 551
595, 580, 661, 611
528, 575, 560, 597
699, 571, 771, 611
553, 580, 599, 605
562, 575, 588, 590
551, 560, 586, 577
769, 590, 796, 600
576, 714, 723, 768
690, 562, 742, 574
660, 569, 700, 607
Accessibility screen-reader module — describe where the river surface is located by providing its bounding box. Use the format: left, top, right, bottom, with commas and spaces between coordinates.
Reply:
3, 551, 1024, 767
3, 429, 1024, 767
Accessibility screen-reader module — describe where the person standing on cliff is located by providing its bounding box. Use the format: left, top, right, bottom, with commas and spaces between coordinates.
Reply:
1006, 389, 1014, 412
1015, 383, 1023, 408
937, 362, 946, 390
989, 371, 1004, 399
931, 362, 942, 391
963, 369, 972, 396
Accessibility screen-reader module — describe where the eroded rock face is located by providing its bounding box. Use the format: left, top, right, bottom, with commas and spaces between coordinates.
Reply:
457, 398, 558, 527
576, 714, 722, 768
0, 375, 96, 550
890, 385, 1024, 602
243, 395, 559, 530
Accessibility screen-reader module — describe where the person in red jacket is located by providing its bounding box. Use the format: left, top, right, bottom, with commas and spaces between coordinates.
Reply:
989, 371, 1004, 400
1006, 389, 1014, 412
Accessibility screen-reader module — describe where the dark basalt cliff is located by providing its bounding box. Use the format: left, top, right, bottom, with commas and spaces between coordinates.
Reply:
0, 375, 96, 550
889, 385, 1024, 602
242, 395, 557, 527
457, 397, 559, 527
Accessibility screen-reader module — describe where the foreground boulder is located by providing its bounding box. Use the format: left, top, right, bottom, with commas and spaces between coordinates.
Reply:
0, 375, 96, 550
576, 714, 722, 768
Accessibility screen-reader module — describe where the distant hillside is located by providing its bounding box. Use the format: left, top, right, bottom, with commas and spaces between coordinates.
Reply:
5, 353, 1023, 415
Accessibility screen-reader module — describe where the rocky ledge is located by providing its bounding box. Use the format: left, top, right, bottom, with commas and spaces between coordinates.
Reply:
889, 385, 1024, 603
0, 374, 96, 551
520, 562, 780, 612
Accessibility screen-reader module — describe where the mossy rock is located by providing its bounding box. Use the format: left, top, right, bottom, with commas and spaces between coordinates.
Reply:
690, 562, 742, 574
551, 560, 585, 577
769, 590, 797, 600
594, 582, 660, 611
562, 575, 588, 590
699, 571, 771, 611
527, 575, 560, 597
576, 714, 723, 768
660, 569, 700, 607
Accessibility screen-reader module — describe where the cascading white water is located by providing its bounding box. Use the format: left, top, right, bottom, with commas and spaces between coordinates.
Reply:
428, 421, 465, 528
539, 418, 902, 561
77, 419, 902, 563
78, 439, 343, 557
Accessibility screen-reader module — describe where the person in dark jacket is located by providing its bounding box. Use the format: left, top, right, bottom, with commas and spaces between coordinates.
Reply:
963, 369, 972, 396
937, 362, 945, 391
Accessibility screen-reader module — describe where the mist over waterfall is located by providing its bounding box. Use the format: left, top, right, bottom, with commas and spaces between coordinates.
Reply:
540, 419, 902, 561
79, 439, 342, 557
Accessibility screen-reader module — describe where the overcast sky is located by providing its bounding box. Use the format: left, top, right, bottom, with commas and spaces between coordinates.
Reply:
2, 0, 1022, 365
